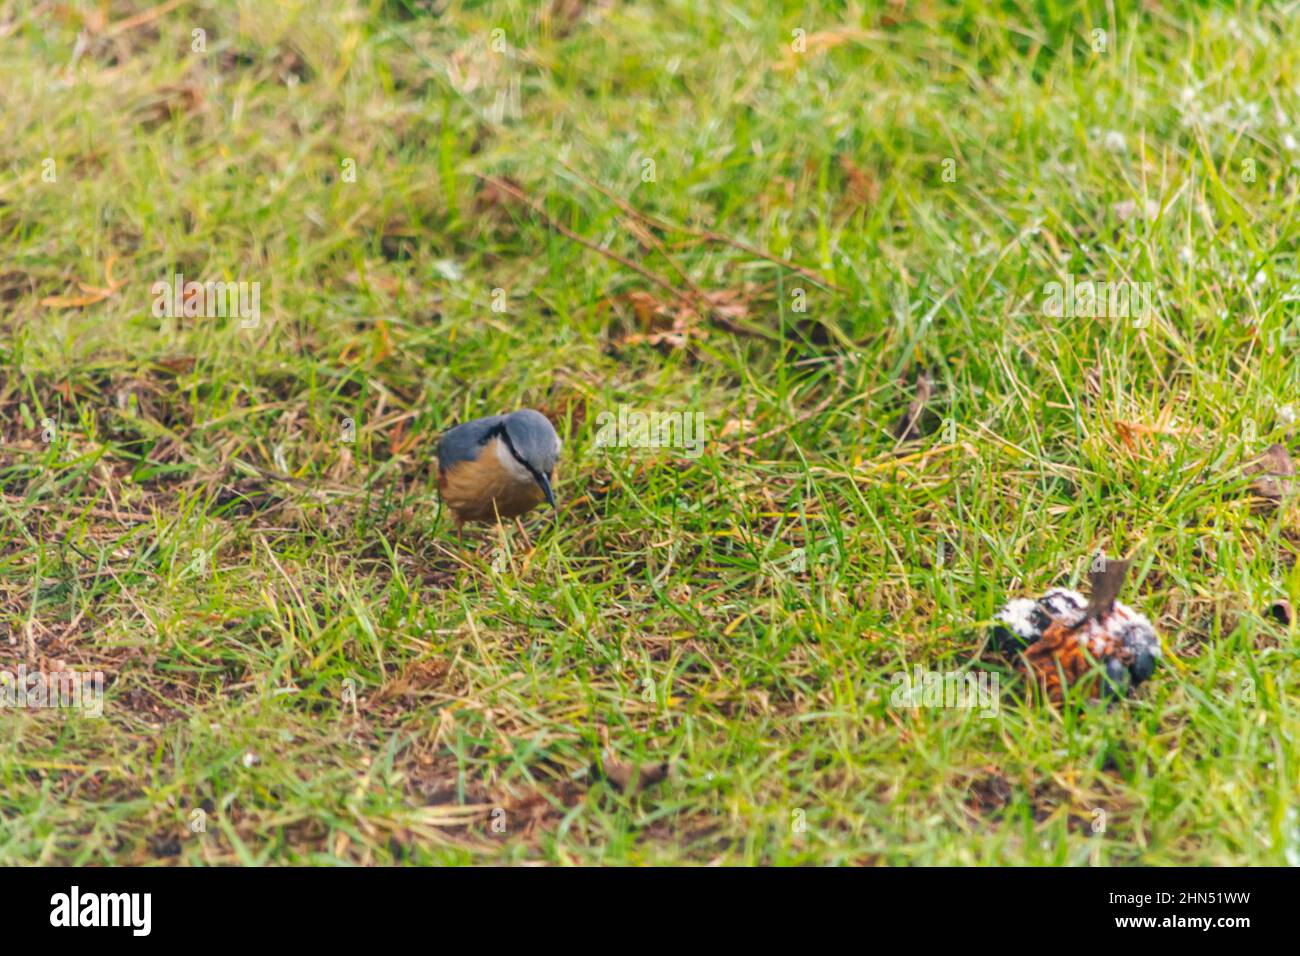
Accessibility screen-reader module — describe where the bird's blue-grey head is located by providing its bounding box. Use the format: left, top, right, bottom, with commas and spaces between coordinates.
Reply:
437, 409, 562, 511
497, 409, 562, 509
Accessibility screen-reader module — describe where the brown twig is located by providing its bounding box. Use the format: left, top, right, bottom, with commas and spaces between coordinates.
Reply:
560, 162, 850, 295
105, 0, 186, 36
474, 174, 686, 301
476, 173, 776, 340
620, 215, 708, 302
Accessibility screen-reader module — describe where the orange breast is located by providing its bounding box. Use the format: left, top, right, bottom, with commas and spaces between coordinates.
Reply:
438, 438, 546, 525
1020, 619, 1128, 701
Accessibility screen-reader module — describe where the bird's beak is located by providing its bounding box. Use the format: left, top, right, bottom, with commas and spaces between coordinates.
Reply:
537, 473, 556, 511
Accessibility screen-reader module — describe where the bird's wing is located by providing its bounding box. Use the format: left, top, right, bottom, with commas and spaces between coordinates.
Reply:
436, 416, 503, 471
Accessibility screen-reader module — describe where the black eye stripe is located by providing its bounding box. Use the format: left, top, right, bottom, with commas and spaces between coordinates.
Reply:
485, 424, 547, 486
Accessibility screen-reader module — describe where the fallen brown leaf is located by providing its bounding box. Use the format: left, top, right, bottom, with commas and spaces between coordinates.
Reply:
40, 255, 126, 309
595, 755, 671, 794
1113, 403, 1194, 460
154, 356, 196, 375
609, 290, 701, 349
373, 659, 450, 703
1244, 443, 1296, 507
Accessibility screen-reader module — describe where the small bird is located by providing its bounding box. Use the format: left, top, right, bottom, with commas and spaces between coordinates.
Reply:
995, 559, 1161, 701
436, 409, 561, 528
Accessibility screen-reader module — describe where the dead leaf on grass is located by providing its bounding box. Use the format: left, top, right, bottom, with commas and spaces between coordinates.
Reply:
373, 659, 450, 704
608, 290, 699, 349
154, 356, 196, 376
608, 287, 760, 349
1243, 443, 1297, 507
40, 255, 127, 309
1113, 404, 1195, 460
594, 754, 671, 794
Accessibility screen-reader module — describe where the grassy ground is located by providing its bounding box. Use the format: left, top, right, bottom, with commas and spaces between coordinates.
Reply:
1, 0, 1298, 865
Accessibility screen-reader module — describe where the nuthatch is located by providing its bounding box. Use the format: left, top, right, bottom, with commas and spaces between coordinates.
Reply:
436, 409, 561, 528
